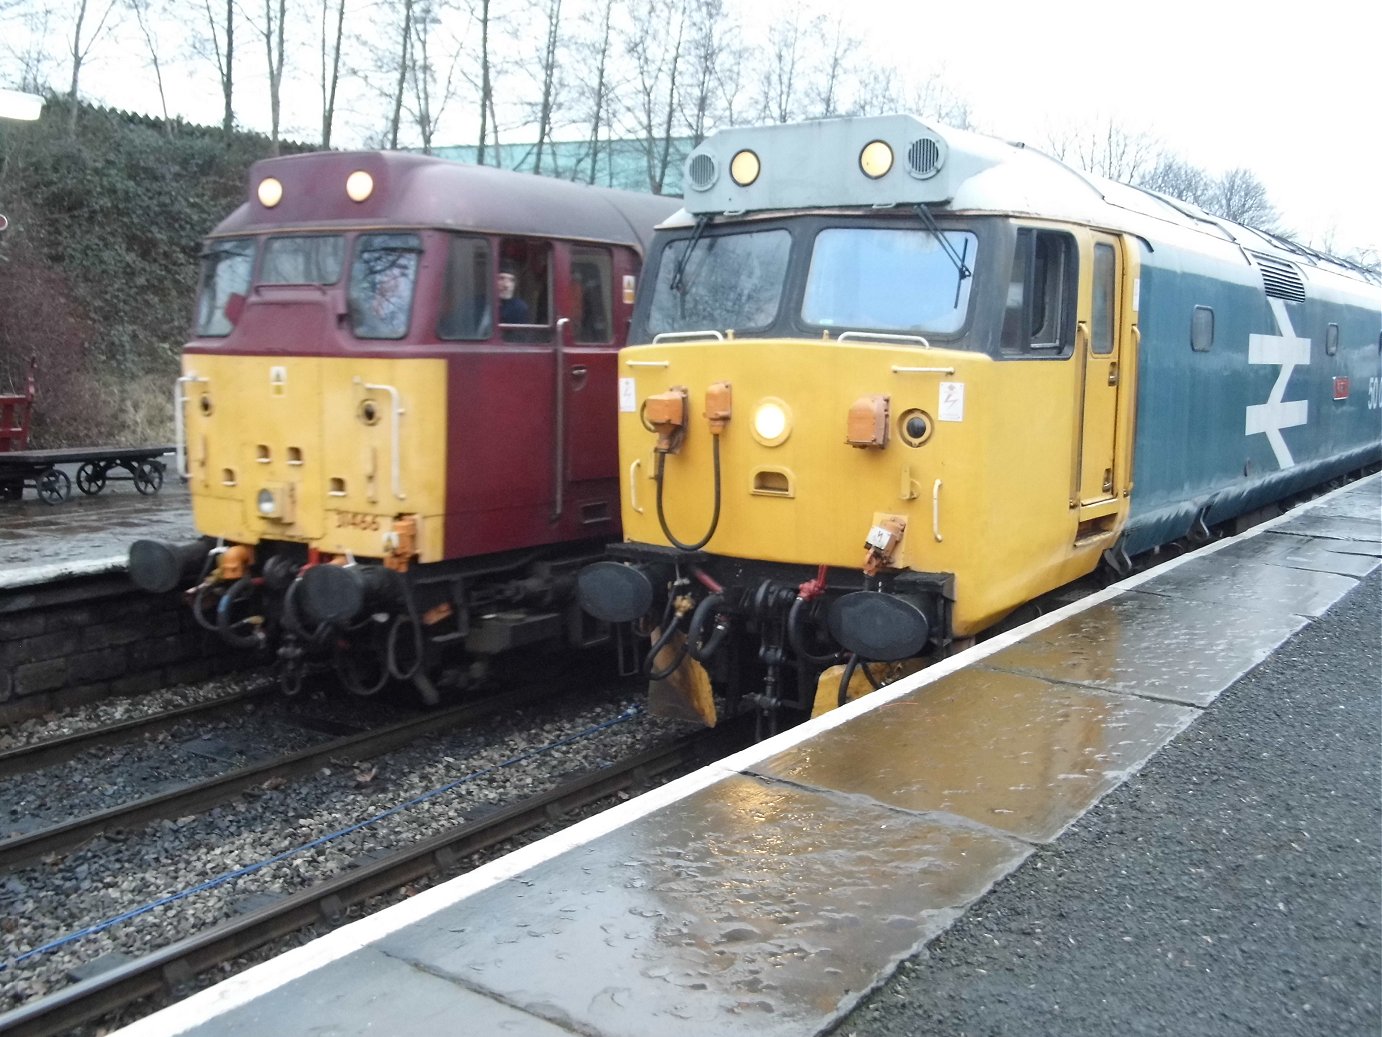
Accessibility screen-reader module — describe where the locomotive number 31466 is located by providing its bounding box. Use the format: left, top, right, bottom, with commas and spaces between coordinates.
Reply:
336, 511, 382, 531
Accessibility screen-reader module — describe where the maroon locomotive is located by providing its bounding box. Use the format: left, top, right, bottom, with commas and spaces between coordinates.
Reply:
130, 151, 679, 697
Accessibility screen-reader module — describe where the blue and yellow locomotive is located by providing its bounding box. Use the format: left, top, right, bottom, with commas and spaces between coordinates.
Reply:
576, 115, 1381, 729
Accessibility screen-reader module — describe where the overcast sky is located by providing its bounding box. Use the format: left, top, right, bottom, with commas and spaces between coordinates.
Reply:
871, 0, 1378, 255
24, 0, 1380, 256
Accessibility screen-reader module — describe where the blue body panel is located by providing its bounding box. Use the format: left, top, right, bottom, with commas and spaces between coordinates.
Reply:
1124, 241, 1381, 556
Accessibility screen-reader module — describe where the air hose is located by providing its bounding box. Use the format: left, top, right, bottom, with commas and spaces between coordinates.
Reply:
654, 437, 722, 552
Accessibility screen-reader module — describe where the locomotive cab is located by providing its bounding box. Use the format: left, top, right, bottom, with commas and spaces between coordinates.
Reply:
578, 113, 1381, 733
131, 153, 680, 698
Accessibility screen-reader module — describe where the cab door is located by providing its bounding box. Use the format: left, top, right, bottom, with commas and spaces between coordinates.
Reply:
1076, 233, 1124, 510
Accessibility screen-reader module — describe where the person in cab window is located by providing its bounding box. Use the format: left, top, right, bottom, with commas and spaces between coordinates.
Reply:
498, 261, 531, 324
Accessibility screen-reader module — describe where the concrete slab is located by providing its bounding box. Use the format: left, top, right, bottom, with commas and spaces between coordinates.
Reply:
985, 589, 1309, 706
179, 944, 574, 1036
1133, 551, 1359, 617
373, 774, 1029, 1037
751, 669, 1196, 844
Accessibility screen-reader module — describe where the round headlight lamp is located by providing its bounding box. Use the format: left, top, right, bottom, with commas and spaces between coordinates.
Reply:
257, 177, 283, 208
256, 488, 276, 515
346, 170, 374, 203
751, 398, 791, 446
730, 149, 761, 187
859, 140, 894, 179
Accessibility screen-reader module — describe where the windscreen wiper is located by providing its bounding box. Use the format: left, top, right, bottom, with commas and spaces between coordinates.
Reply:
913, 203, 971, 281
668, 214, 711, 293
914, 203, 971, 307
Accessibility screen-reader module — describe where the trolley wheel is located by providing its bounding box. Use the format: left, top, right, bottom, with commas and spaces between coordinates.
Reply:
76, 461, 107, 496
37, 468, 72, 505
133, 461, 164, 495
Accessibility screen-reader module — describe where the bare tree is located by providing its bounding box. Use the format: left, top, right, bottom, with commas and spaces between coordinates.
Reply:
678, 0, 733, 145
404, 0, 463, 153
126, 0, 172, 124
530, 0, 562, 174
575, 0, 616, 182
806, 15, 854, 120
319, 0, 346, 146
245, 0, 289, 152
1136, 153, 1213, 208
620, 0, 687, 194
1207, 167, 1281, 232
755, 8, 808, 123
65, 0, 121, 134
195, 0, 235, 132
1045, 117, 1159, 183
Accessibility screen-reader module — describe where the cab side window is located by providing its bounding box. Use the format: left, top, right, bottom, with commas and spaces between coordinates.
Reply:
570, 248, 613, 344
437, 235, 492, 340
499, 239, 551, 341
1001, 228, 1076, 358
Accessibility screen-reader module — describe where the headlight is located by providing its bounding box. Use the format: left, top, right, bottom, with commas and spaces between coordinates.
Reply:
257, 177, 283, 208
859, 140, 893, 179
346, 170, 374, 202
730, 149, 760, 187
752, 399, 791, 446
257, 488, 277, 515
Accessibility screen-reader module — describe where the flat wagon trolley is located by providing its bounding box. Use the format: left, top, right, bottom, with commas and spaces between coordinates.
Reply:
0, 446, 170, 504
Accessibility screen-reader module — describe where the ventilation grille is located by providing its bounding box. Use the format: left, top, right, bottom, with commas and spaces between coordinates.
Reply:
1249, 251, 1306, 301
907, 137, 943, 179
687, 153, 718, 192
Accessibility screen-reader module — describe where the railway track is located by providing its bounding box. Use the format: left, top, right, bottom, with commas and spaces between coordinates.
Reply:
0, 684, 558, 870
0, 684, 276, 780
0, 722, 748, 1036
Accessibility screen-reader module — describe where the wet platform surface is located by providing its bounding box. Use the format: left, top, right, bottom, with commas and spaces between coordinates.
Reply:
118, 476, 1380, 1037
0, 456, 193, 586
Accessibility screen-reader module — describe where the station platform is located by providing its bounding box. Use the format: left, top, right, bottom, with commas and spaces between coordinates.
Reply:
114, 474, 1380, 1037
0, 453, 190, 589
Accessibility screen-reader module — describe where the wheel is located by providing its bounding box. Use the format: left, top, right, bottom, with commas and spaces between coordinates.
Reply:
37, 468, 71, 505
133, 460, 164, 495
76, 461, 106, 496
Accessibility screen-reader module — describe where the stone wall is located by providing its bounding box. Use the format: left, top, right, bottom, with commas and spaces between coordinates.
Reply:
0, 573, 252, 718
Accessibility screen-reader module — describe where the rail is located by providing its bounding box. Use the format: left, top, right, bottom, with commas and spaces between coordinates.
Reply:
0, 722, 750, 1037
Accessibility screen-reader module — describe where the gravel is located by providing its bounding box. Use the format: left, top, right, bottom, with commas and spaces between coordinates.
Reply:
0, 663, 691, 1015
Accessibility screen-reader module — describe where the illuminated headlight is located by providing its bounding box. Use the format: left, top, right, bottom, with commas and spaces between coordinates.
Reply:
752, 399, 791, 446
859, 140, 894, 179
257, 177, 283, 208
730, 149, 760, 187
257, 488, 277, 515
346, 170, 374, 202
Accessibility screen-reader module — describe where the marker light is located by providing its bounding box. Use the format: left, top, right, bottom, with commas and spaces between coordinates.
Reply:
730, 149, 761, 187
346, 170, 374, 202
257, 177, 283, 208
752, 398, 791, 446
859, 140, 894, 179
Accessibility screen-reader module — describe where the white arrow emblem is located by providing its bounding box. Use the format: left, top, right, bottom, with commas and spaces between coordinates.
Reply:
1244, 298, 1309, 469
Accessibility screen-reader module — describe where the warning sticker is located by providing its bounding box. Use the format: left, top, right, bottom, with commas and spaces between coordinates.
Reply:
619, 377, 637, 413
938, 381, 965, 422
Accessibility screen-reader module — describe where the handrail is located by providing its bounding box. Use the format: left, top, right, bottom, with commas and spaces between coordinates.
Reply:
174, 373, 208, 479
551, 318, 570, 522
891, 365, 956, 375
354, 377, 406, 500
651, 329, 725, 343
625, 360, 671, 368
628, 457, 644, 514
932, 479, 944, 542
838, 331, 932, 347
